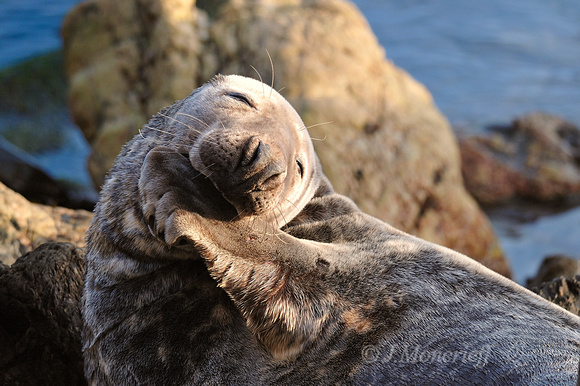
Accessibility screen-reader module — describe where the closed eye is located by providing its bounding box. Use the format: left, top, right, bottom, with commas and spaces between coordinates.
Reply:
227, 92, 255, 108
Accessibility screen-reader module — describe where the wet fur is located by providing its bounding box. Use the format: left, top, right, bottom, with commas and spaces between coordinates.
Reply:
83, 75, 580, 384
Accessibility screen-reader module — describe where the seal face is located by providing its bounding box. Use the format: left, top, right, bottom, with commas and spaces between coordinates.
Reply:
135, 75, 322, 241
186, 77, 319, 226
83, 75, 580, 385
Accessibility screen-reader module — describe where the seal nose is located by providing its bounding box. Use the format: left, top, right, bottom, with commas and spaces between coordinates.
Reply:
240, 136, 263, 167
239, 136, 285, 192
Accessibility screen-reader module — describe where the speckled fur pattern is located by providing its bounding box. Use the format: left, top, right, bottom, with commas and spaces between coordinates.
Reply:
83, 75, 580, 385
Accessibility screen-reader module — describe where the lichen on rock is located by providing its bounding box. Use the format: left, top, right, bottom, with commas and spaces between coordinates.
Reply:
531, 275, 580, 316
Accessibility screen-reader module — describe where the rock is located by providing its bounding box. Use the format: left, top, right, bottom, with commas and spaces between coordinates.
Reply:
0, 136, 69, 206
460, 112, 580, 205
0, 51, 97, 211
0, 135, 97, 211
62, 0, 508, 275
61, 0, 203, 186
0, 181, 92, 266
0, 242, 86, 385
531, 275, 580, 316
527, 255, 579, 289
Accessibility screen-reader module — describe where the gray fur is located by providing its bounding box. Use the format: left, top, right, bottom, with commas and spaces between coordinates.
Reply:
84, 75, 580, 385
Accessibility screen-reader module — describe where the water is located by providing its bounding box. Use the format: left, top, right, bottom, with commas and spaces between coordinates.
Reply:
0, 0, 96, 202
0, 0, 80, 68
487, 205, 580, 283
351, 0, 580, 282
1, 0, 579, 282
352, 0, 580, 131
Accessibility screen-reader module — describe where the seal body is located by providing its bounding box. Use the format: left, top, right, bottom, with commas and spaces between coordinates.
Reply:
83, 75, 580, 385
83, 74, 325, 384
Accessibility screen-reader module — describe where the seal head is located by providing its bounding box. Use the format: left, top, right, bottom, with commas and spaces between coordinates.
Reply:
187, 75, 320, 226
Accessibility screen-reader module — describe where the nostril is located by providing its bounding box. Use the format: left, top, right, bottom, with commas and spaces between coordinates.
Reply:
240, 136, 262, 167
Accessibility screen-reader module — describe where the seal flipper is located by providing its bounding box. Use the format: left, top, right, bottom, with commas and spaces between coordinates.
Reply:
163, 209, 337, 360
163, 193, 390, 361
139, 146, 238, 242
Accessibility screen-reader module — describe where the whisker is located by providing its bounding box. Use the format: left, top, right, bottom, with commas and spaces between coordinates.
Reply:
274, 207, 289, 244
276, 205, 289, 229
177, 112, 225, 132
250, 65, 265, 98
265, 48, 274, 99
169, 113, 223, 146
251, 215, 258, 236
284, 198, 300, 211
229, 208, 248, 223
261, 217, 269, 238
142, 124, 178, 137
192, 165, 215, 180
156, 114, 223, 144
272, 209, 283, 234
301, 121, 333, 131
138, 128, 165, 145
277, 86, 286, 94
217, 117, 226, 130
311, 135, 328, 141
244, 214, 253, 234
175, 112, 212, 132
158, 112, 200, 133
272, 228, 286, 244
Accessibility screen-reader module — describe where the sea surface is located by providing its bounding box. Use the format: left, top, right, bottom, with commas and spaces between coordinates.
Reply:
1, 0, 579, 283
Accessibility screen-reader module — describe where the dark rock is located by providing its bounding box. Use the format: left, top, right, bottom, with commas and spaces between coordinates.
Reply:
526, 254, 579, 289
460, 112, 580, 205
0, 136, 69, 206
531, 275, 580, 316
0, 242, 86, 385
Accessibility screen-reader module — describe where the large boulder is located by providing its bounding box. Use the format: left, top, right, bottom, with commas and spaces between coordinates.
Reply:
62, 0, 508, 275
0, 242, 86, 385
460, 112, 580, 205
61, 0, 202, 185
0, 181, 92, 266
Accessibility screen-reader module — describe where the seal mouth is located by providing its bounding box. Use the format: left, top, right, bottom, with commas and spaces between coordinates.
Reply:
188, 164, 239, 221
189, 131, 292, 222
189, 155, 278, 220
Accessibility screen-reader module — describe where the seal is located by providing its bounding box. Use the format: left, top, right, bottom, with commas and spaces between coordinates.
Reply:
83, 74, 330, 384
83, 75, 580, 385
